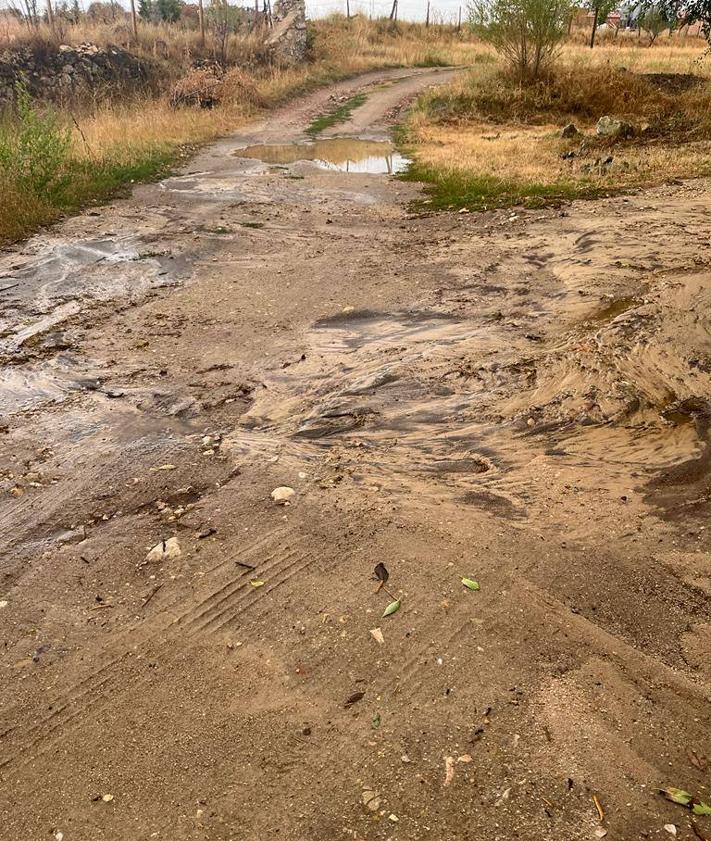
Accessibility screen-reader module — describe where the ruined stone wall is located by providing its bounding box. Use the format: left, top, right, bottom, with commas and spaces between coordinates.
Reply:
266, 0, 308, 66
0, 43, 151, 107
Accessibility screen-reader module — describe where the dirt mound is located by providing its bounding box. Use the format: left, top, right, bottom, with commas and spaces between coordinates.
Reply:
641, 71, 707, 94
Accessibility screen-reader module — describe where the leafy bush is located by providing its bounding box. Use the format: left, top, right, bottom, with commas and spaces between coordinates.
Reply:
640, 5, 670, 43
0, 84, 71, 196
468, 0, 573, 81
660, 0, 711, 41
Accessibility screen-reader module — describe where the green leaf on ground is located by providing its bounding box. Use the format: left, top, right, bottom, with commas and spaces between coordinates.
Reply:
383, 599, 401, 617
661, 787, 711, 815
462, 578, 480, 591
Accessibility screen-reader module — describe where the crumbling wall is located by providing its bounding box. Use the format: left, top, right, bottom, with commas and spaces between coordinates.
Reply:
265, 0, 308, 66
0, 43, 150, 107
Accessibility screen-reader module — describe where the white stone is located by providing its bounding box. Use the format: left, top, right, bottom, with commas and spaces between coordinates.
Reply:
145, 537, 181, 563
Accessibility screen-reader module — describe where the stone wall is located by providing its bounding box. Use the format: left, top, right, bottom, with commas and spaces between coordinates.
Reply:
0, 43, 151, 107
265, 0, 308, 66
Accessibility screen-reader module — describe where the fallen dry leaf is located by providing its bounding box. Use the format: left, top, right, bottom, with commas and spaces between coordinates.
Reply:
344, 690, 365, 708
369, 627, 385, 645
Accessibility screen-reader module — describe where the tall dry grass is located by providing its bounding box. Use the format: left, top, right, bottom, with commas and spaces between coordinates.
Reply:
0, 16, 484, 243
403, 41, 711, 211
0, 14, 475, 73
1, 15, 256, 68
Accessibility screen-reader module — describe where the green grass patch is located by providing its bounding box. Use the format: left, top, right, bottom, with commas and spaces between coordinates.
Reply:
414, 51, 451, 68
306, 91, 368, 136
0, 146, 178, 244
400, 160, 614, 212
0, 87, 181, 244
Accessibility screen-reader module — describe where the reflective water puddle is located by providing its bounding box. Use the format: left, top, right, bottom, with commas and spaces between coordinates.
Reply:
235, 138, 410, 174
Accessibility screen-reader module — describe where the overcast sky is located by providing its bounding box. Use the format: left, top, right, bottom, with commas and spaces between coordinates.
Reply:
305, 0, 464, 22
0, 0, 466, 25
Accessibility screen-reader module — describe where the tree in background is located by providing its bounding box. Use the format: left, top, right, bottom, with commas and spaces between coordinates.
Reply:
157, 0, 182, 21
659, 0, 711, 38
207, 0, 242, 64
13, 0, 40, 26
640, 3, 669, 40
138, 0, 183, 21
469, 0, 573, 81
585, 0, 616, 47
86, 1, 118, 20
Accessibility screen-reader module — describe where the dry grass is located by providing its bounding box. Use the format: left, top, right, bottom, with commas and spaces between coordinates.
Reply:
0, 15, 477, 73
561, 39, 709, 73
311, 16, 482, 70
402, 39, 711, 210
408, 120, 711, 189
0, 16, 261, 69
0, 16, 484, 243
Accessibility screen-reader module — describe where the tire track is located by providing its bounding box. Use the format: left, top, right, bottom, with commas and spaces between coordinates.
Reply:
0, 525, 296, 772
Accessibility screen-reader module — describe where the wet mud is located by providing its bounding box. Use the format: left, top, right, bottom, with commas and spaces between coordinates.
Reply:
0, 66, 710, 841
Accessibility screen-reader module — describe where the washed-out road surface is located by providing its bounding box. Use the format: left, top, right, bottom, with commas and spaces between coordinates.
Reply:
1, 67, 710, 841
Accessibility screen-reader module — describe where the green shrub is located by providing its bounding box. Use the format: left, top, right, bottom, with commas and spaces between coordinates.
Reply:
0, 84, 71, 197
469, 0, 573, 80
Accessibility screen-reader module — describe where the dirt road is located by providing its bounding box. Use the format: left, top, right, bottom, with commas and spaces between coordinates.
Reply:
1, 67, 710, 841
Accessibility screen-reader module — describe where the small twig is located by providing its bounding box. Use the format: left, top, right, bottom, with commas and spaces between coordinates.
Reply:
235, 559, 257, 570
90, 602, 114, 610
592, 794, 605, 822
379, 584, 398, 602
70, 110, 93, 158
142, 583, 163, 608
0, 283, 19, 293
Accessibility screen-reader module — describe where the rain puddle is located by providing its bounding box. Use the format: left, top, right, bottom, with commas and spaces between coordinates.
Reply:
590, 297, 639, 322
235, 138, 410, 174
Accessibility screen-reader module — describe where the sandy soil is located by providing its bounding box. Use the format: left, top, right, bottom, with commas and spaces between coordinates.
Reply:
0, 67, 710, 841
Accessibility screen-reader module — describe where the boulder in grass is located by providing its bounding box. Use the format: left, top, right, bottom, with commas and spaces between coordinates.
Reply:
596, 116, 635, 139
560, 123, 579, 138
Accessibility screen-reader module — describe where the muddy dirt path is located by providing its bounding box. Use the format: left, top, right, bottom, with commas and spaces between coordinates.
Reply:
1, 67, 711, 841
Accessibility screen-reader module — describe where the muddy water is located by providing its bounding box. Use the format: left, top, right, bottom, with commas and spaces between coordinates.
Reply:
235, 138, 410, 174
0, 227, 193, 419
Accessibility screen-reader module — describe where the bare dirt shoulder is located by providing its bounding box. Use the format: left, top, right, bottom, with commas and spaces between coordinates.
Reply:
0, 68, 710, 841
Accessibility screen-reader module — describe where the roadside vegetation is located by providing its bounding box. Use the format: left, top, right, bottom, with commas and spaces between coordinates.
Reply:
400, 0, 711, 210
1, 3, 711, 241
0, 15, 474, 243
402, 49, 711, 210
306, 91, 368, 136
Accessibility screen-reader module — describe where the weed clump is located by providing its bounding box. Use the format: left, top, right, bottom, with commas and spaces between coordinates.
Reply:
0, 84, 71, 196
169, 66, 266, 109
419, 64, 711, 139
